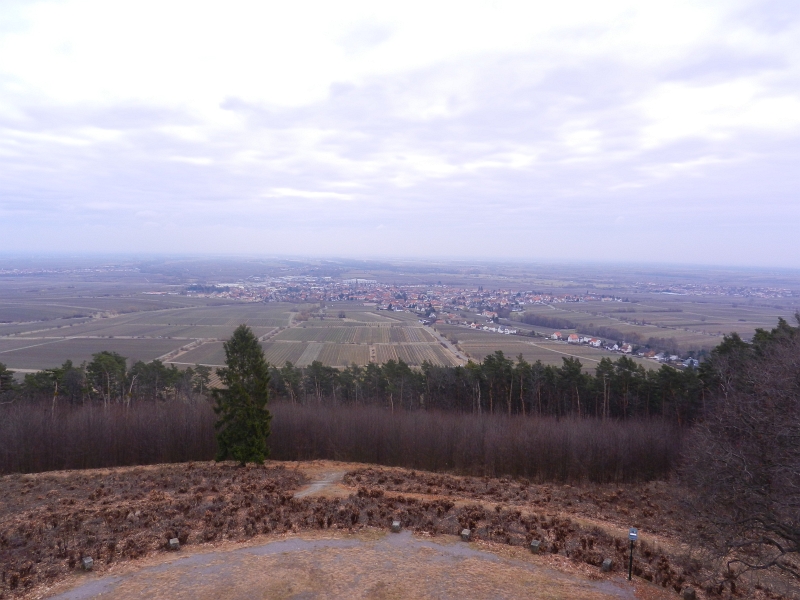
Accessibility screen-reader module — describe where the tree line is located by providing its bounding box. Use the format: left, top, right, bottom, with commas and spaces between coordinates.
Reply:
267, 354, 707, 423
0, 353, 211, 406
2, 351, 704, 424
4, 316, 797, 430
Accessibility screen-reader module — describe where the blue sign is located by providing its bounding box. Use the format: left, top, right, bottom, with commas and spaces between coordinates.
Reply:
629, 527, 638, 541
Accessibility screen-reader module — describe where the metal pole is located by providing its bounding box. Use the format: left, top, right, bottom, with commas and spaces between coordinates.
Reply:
628, 539, 634, 581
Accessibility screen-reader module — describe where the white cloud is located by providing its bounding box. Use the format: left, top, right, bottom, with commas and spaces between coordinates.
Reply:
265, 188, 355, 201
0, 0, 798, 265
639, 80, 800, 148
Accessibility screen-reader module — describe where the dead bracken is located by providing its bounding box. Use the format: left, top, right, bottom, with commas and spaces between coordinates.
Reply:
0, 462, 790, 599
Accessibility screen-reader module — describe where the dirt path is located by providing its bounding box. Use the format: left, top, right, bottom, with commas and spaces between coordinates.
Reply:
47, 530, 640, 600
293, 471, 346, 498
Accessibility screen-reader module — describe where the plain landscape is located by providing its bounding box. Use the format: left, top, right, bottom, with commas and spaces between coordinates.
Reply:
3, 1, 800, 598
1, 256, 799, 600
1, 257, 797, 374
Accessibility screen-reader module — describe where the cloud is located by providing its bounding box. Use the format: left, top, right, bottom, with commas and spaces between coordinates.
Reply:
0, 1, 798, 266
265, 188, 355, 201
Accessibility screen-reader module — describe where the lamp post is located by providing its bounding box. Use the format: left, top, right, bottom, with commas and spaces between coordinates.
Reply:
628, 527, 638, 581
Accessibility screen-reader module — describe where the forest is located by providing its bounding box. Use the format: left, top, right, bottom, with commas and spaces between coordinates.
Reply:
2, 349, 704, 423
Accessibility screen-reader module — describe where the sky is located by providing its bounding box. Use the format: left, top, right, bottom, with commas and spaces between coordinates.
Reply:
1, 0, 799, 266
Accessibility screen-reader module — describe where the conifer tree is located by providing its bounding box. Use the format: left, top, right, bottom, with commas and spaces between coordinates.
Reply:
213, 325, 272, 465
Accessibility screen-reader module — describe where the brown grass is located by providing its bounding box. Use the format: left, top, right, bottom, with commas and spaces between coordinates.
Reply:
3, 461, 790, 599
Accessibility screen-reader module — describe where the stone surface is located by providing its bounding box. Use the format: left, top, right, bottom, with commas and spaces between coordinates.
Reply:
391, 521, 401, 533
460, 529, 471, 542
169, 538, 180, 550
81, 557, 94, 571
530, 540, 541, 554
601, 558, 613, 573
682, 588, 696, 600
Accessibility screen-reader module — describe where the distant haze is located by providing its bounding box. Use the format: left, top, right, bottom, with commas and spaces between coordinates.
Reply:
1, 1, 799, 266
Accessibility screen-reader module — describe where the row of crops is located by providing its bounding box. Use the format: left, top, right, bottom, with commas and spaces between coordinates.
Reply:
276, 326, 434, 344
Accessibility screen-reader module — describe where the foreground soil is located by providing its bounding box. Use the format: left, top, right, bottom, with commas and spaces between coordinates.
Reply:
0, 461, 789, 599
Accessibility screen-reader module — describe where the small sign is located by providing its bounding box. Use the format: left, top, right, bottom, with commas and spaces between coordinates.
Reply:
629, 527, 638, 541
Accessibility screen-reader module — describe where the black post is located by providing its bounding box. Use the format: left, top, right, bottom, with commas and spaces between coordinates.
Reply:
628, 539, 634, 581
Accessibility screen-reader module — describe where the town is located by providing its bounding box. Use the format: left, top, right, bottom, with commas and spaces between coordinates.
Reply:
182, 277, 726, 366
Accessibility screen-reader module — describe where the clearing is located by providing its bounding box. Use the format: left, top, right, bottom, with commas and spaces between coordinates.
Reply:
0, 461, 736, 600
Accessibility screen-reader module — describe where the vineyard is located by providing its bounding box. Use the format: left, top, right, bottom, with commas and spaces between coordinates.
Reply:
316, 343, 371, 366
374, 343, 459, 366
262, 341, 311, 366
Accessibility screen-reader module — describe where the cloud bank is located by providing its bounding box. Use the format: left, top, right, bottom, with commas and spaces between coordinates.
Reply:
1, 0, 799, 266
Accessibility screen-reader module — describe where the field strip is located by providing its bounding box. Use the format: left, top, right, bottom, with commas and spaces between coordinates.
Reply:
155, 339, 205, 362
524, 342, 602, 363
0, 337, 74, 354
15, 335, 198, 341
166, 361, 226, 367
297, 342, 323, 366
635, 301, 765, 316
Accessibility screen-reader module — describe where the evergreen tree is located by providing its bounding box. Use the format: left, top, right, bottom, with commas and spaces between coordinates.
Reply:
0, 362, 15, 397
213, 325, 272, 465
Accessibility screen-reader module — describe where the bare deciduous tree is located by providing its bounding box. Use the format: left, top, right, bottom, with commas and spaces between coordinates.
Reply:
683, 317, 800, 589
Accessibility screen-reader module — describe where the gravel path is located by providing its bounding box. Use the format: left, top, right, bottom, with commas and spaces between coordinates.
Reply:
48, 531, 639, 600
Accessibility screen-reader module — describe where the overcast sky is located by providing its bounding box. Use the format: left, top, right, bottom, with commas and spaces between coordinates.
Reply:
1, 1, 799, 266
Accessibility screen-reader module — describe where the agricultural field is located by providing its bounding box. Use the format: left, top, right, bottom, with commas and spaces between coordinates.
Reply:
275, 324, 432, 345
435, 324, 654, 370
0, 303, 94, 322
0, 318, 94, 337
11, 304, 294, 339
276, 326, 360, 343
342, 310, 415, 323
2, 261, 796, 373
374, 343, 461, 366
0, 337, 184, 370
168, 341, 228, 366
316, 342, 371, 366
518, 297, 795, 353
0, 301, 303, 370
0, 294, 208, 323
172, 341, 313, 368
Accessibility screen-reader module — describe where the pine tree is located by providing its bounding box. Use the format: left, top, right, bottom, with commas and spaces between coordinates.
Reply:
213, 325, 272, 465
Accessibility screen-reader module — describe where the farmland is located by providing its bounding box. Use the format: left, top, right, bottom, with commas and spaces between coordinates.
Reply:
1, 257, 798, 372
0, 301, 304, 370
0, 337, 185, 370
515, 298, 794, 353
0, 298, 461, 369
434, 324, 654, 370
374, 342, 461, 366
275, 324, 435, 345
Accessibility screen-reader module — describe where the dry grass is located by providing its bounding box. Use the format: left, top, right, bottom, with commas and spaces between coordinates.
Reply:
2, 461, 791, 600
